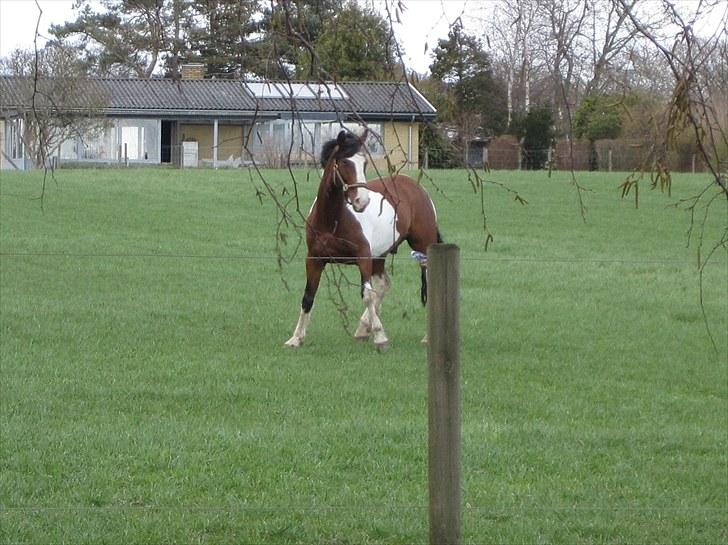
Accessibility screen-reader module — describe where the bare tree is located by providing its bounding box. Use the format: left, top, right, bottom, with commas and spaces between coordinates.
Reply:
1, 45, 106, 169
615, 0, 727, 195
615, 0, 727, 348
484, 0, 539, 126
529, 0, 589, 134
583, 0, 639, 95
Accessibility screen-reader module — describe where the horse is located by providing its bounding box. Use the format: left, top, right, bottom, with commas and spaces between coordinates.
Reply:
284, 129, 442, 349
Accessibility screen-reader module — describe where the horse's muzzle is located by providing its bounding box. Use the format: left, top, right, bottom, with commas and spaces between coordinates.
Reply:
351, 199, 369, 212
347, 185, 371, 212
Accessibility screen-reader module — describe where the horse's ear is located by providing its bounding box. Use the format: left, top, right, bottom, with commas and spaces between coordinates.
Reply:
336, 130, 348, 146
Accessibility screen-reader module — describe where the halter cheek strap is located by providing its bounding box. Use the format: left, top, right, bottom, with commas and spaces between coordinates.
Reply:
334, 163, 368, 192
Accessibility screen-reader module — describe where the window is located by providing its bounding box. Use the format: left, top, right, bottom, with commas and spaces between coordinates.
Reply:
244, 81, 348, 100
6, 118, 24, 159
245, 81, 285, 99
117, 119, 160, 162
59, 137, 78, 160
81, 123, 116, 160
310, 83, 348, 100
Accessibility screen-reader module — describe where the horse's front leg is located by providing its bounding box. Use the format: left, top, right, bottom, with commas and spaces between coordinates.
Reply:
285, 258, 324, 348
354, 261, 389, 341
357, 257, 388, 349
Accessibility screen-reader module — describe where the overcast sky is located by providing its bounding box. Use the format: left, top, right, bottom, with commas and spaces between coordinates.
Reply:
0, 0, 482, 74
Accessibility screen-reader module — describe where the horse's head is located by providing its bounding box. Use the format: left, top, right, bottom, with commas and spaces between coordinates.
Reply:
321, 130, 372, 212
337, 151, 370, 212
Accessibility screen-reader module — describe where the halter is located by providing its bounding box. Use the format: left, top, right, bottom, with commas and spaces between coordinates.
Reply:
333, 160, 368, 193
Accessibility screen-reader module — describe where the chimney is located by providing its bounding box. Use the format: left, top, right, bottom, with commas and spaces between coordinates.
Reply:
180, 63, 205, 80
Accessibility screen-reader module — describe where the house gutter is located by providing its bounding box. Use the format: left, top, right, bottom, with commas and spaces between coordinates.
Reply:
2, 107, 435, 122
346, 112, 436, 122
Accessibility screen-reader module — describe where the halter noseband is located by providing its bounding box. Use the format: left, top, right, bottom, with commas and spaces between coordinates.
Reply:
333, 160, 368, 193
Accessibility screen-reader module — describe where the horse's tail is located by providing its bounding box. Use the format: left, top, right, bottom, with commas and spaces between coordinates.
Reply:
420, 267, 428, 306
413, 231, 444, 306
421, 230, 444, 306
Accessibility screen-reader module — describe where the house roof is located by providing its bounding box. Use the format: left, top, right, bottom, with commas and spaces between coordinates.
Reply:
0, 76, 436, 121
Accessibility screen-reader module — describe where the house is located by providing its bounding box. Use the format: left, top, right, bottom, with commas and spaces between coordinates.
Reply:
0, 67, 436, 172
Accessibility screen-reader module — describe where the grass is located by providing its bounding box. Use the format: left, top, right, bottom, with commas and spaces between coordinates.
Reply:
0, 166, 726, 545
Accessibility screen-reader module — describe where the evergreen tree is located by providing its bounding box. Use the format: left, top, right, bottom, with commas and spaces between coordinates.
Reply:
49, 0, 175, 78
185, 0, 262, 78
255, 0, 339, 78
429, 20, 507, 152
511, 107, 555, 169
48, 0, 397, 81
300, 1, 398, 80
574, 94, 623, 170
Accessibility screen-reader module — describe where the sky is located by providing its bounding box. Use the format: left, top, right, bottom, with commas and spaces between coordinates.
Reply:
0, 0, 482, 74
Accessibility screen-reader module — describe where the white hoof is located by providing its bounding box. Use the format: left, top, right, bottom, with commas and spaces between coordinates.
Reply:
353, 323, 370, 341
372, 330, 389, 348
284, 337, 303, 348
421, 334, 428, 344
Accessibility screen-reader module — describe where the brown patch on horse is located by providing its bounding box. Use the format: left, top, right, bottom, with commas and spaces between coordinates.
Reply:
365, 176, 440, 256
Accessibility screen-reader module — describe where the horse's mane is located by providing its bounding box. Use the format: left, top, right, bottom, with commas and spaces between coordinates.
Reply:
320, 131, 361, 168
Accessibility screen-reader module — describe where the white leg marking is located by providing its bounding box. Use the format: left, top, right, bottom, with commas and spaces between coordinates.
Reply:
362, 281, 388, 348
376, 272, 391, 311
285, 309, 311, 348
354, 308, 371, 340
353, 274, 390, 341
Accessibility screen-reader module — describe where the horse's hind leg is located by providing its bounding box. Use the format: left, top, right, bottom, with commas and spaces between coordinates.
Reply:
285, 259, 324, 348
409, 237, 437, 344
354, 259, 389, 341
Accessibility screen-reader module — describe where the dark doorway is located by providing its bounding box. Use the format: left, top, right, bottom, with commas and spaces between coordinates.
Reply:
161, 120, 174, 164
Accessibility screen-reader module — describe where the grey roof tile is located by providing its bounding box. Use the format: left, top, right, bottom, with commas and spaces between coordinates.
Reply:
0, 76, 436, 120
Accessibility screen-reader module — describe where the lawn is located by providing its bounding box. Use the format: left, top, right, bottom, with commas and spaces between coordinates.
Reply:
1, 166, 726, 544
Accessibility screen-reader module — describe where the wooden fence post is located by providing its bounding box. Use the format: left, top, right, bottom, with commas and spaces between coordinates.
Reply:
427, 243, 461, 545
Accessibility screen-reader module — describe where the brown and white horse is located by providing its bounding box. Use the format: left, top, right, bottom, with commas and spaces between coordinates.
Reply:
285, 130, 442, 349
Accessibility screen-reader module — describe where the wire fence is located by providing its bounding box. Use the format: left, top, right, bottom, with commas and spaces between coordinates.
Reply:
1, 250, 720, 268
6, 139, 716, 173
426, 145, 714, 173
3, 504, 725, 513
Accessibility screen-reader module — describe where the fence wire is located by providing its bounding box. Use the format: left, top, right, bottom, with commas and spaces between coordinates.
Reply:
0, 250, 721, 268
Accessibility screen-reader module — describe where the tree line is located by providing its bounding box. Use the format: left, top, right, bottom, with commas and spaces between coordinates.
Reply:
31, 0, 399, 81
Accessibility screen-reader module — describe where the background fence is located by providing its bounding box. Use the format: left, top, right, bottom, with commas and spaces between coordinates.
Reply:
30, 135, 718, 173
428, 136, 713, 173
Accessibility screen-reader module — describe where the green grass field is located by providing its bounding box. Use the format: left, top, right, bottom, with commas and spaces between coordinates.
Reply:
1, 167, 726, 545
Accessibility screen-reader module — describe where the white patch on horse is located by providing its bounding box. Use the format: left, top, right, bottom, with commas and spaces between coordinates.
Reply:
285, 308, 311, 348
346, 192, 400, 257
352, 153, 368, 182
346, 153, 370, 212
